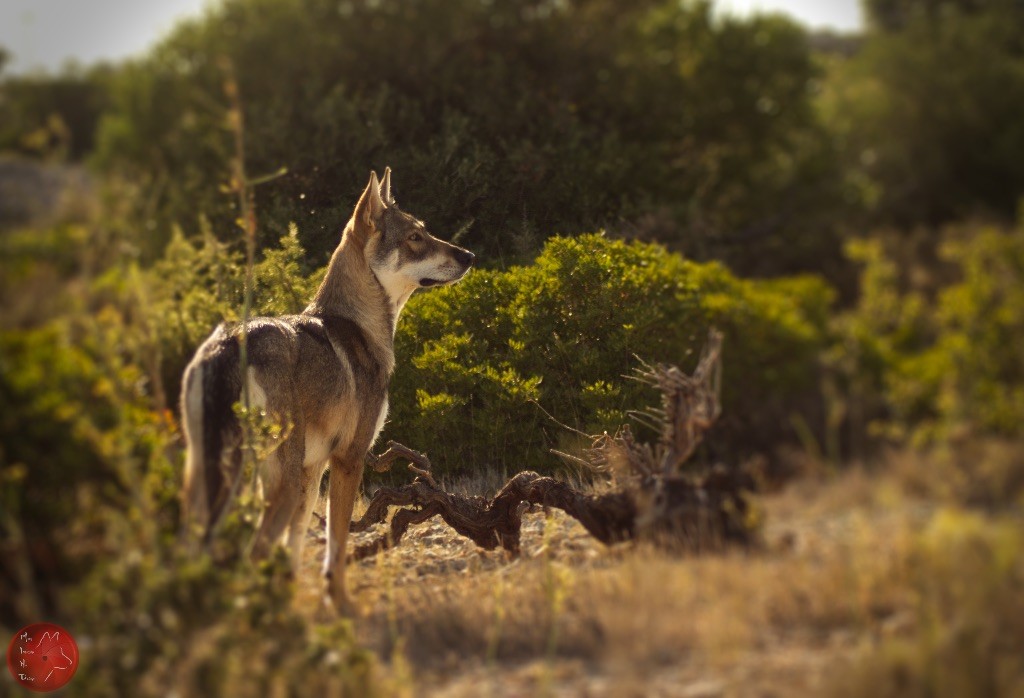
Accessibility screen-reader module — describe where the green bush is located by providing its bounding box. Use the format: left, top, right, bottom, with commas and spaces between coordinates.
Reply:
69, 527, 376, 697
99, 224, 830, 477
0, 302, 169, 624
119, 220, 324, 411
835, 220, 1024, 444
0, 325, 375, 695
107, 226, 831, 477
0, 228, 375, 695
386, 233, 832, 476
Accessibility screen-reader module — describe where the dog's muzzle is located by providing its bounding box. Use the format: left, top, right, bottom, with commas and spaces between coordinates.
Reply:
420, 249, 475, 287
455, 249, 475, 268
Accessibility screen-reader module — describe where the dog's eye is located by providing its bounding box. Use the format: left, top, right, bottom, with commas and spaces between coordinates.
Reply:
408, 232, 422, 242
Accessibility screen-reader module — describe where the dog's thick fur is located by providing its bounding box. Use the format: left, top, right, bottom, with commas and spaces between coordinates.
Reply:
180, 169, 474, 611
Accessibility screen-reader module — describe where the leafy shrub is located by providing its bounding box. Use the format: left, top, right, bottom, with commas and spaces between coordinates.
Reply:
69, 521, 376, 697
835, 220, 1024, 444
103, 224, 831, 477
1, 234, 375, 695
0, 330, 375, 695
0, 307, 168, 623
386, 233, 832, 476
125, 221, 323, 411
0, 66, 112, 161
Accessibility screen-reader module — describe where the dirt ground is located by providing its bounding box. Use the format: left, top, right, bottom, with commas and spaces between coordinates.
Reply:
286, 462, 972, 697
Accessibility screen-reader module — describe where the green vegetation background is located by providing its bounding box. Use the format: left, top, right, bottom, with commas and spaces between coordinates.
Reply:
1, 0, 1023, 694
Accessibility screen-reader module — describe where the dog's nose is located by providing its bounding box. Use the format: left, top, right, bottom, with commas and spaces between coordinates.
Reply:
457, 249, 475, 267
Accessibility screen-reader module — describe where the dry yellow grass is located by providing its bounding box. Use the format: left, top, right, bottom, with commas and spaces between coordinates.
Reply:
293, 449, 1024, 697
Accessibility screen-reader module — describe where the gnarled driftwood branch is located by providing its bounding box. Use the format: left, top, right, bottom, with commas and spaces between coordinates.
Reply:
341, 330, 755, 562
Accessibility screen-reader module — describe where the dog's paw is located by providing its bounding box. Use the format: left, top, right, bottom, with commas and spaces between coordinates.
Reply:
319, 575, 358, 620
313, 595, 339, 623
316, 590, 357, 621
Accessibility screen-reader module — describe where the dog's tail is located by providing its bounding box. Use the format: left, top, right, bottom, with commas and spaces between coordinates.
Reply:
181, 325, 243, 542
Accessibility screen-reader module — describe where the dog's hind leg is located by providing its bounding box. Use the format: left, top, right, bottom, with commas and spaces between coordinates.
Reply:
285, 462, 325, 570
251, 473, 303, 562
205, 440, 242, 543
250, 426, 306, 563
323, 453, 364, 613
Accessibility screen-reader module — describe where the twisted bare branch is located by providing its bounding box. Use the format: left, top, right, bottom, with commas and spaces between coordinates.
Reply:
331, 330, 753, 561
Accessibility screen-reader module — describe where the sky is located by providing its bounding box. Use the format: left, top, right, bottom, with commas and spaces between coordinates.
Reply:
720, 0, 861, 33
0, 0, 212, 74
0, 0, 862, 75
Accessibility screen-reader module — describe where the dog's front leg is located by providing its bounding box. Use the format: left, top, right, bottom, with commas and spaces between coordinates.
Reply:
323, 453, 364, 614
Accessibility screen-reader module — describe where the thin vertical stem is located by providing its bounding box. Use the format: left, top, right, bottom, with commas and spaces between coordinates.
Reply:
220, 55, 257, 527
222, 57, 256, 414
212, 57, 285, 540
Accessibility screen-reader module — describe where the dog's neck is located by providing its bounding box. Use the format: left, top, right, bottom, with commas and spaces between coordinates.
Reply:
304, 223, 396, 373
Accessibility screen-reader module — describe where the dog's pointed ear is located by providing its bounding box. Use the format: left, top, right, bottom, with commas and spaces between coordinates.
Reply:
380, 167, 394, 206
354, 170, 387, 231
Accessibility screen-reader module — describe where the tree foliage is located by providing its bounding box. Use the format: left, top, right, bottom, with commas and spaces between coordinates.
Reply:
91, 0, 841, 273
823, 0, 1024, 226
0, 66, 111, 160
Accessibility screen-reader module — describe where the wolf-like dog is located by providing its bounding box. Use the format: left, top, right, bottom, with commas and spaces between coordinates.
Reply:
180, 168, 474, 611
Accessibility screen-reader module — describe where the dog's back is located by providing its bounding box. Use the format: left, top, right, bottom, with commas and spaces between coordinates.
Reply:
181, 313, 389, 534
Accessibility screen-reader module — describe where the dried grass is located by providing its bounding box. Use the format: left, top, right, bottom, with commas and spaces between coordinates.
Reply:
267, 437, 1024, 697
289, 443, 1024, 696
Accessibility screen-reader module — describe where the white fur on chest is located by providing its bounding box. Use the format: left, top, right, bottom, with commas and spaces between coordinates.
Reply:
372, 398, 389, 445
